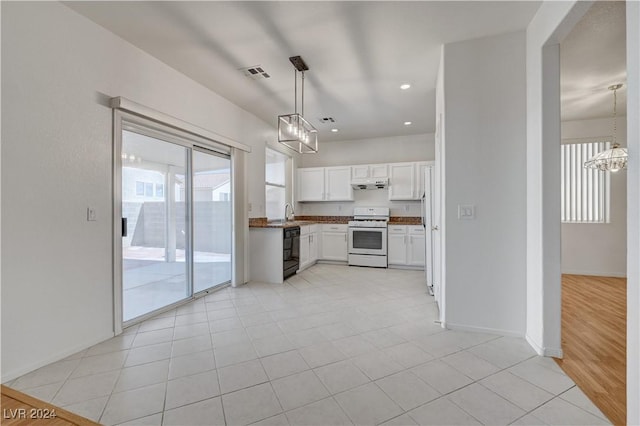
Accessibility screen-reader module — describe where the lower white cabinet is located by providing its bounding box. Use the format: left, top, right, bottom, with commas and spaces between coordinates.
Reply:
387, 225, 425, 268
320, 224, 348, 261
299, 225, 320, 271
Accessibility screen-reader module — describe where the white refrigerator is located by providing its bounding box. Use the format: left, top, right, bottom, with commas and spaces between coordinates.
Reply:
421, 167, 440, 313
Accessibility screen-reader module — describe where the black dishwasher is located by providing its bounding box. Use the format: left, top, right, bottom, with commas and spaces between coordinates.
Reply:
283, 227, 300, 279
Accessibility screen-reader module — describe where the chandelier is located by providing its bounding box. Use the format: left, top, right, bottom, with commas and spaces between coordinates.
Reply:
584, 84, 627, 172
278, 56, 318, 154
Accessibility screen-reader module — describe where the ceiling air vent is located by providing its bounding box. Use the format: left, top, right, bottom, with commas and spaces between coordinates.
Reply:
240, 65, 270, 80
319, 117, 335, 124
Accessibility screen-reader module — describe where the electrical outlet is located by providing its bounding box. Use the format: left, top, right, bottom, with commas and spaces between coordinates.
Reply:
458, 204, 475, 220
248, 203, 252, 212
338, 205, 343, 211
404, 205, 410, 212
87, 207, 97, 221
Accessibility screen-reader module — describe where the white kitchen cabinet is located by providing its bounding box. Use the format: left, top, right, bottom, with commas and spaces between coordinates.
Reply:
297, 166, 353, 202
388, 163, 416, 200
297, 168, 325, 201
320, 224, 348, 261
325, 166, 353, 201
407, 226, 426, 266
387, 225, 425, 268
299, 225, 320, 271
388, 225, 408, 265
351, 164, 388, 179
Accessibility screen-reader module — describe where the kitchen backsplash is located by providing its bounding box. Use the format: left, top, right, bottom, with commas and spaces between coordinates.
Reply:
297, 188, 422, 217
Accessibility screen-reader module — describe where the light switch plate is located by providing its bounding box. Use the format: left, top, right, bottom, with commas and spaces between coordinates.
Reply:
87, 207, 97, 221
458, 204, 475, 220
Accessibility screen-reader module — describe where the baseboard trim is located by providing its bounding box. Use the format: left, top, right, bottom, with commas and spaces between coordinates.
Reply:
445, 322, 523, 338
1, 331, 115, 383
525, 334, 563, 358
562, 270, 627, 278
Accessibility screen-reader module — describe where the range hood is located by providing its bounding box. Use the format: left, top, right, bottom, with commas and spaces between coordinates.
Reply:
351, 177, 389, 190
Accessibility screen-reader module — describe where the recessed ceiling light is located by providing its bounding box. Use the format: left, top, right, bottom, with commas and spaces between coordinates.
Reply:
404, 121, 412, 126
400, 84, 411, 90
331, 128, 339, 133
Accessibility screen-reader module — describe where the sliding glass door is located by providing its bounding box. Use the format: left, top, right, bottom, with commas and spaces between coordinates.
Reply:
119, 122, 232, 324
193, 149, 232, 293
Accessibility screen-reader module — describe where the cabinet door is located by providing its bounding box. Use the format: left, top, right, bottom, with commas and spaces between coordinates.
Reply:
309, 233, 318, 263
325, 166, 353, 201
321, 232, 348, 261
407, 234, 426, 266
351, 165, 369, 179
298, 168, 325, 201
370, 164, 388, 178
388, 163, 415, 200
415, 162, 430, 199
299, 233, 310, 269
387, 232, 407, 265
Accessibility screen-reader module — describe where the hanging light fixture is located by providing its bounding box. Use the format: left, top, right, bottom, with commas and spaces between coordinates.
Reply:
584, 83, 627, 172
278, 56, 318, 154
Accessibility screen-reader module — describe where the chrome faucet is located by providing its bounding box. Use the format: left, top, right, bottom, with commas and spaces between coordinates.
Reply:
284, 203, 295, 221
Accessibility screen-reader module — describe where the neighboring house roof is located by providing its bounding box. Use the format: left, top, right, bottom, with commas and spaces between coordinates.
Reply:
193, 173, 230, 191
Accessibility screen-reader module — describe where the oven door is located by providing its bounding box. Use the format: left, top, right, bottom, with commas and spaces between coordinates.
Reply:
348, 227, 387, 255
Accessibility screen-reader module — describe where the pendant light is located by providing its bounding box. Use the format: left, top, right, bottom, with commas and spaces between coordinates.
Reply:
584, 84, 627, 172
278, 56, 318, 154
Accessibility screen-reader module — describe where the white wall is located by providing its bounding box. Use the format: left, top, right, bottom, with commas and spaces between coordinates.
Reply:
300, 133, 434, 168
297, 133, 434, 217
561, 117, 627, 277
442, 31, 527, 336
1, 2, 278, 381
525, 0, 588, 357
625, 1, 640, 423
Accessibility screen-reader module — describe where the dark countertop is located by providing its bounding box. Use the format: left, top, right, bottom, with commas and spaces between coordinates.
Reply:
248, 216, 422, 228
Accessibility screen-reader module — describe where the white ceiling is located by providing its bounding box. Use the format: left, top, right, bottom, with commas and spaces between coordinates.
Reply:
561, 1, 627, 122
65, 1, 542, 142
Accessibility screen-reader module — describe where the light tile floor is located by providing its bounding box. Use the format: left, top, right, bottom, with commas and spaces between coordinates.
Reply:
5, 264, 611, 425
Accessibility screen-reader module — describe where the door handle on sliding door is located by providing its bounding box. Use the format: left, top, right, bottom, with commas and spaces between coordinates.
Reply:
122, 218, 128, 237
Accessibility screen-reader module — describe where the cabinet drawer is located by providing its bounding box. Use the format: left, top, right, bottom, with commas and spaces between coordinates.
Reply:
408, 226, 425, 234
309, 224, 320, 233
322, 224, 348, 232
388, 225, 407, 234
300, 225, 310, 235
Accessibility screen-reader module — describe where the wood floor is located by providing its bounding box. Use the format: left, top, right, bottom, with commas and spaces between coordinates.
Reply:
0, 385, 98, 426
555, 274, 626, 425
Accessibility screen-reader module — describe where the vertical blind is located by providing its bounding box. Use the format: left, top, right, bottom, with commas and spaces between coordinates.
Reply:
560, 141, 610, 223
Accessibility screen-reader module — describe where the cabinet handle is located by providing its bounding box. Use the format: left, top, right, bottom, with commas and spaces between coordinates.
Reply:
344, 234, 347, 242
432, 226, 439, 231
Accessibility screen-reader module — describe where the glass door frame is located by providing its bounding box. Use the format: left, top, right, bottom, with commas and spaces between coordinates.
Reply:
113, 110, 232, 333
192, 145, 233, 297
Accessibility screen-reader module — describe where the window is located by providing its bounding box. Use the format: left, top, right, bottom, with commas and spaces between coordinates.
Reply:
561, 141, 610, 223
265, 148, 289, 220
155, 183, 164, 198
135, 181, 145, 196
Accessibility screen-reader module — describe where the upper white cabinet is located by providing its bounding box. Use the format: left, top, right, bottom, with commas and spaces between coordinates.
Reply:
297, 168, 325, 201
325, 166, 353, 201
298, 166, 353, 202
388, 163, 416, 200
298, 161, 431, 202
351, 164, 388, 179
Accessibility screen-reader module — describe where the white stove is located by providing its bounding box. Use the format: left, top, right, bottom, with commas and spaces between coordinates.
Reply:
348, 207, 389, 268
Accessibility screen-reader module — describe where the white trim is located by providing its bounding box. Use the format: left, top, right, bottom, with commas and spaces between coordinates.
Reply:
561, 269, 627, 278
1, 332, 115, 383
110, 96, 251, 153
526, 333, 563, 358
445, 322, 523, 338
